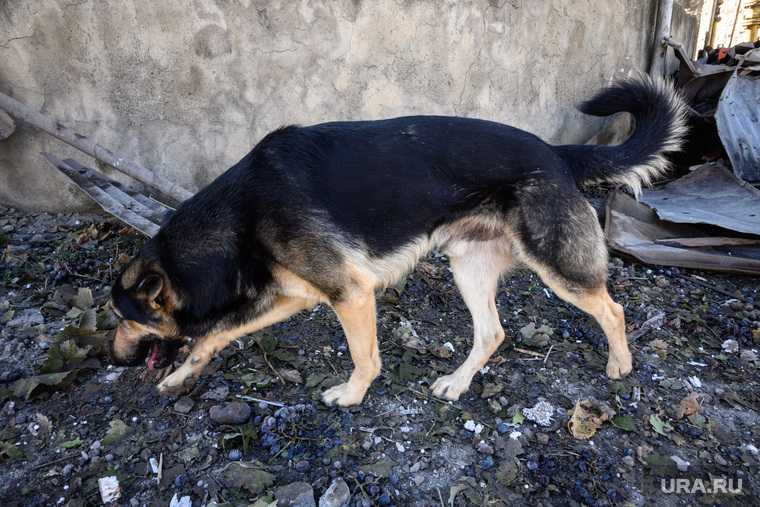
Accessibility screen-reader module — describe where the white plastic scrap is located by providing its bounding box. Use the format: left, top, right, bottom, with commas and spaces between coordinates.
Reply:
98, 476, 121, 504
687, 376, 702, 389
169, 494, 192, 507
463, 420, 484, 434
522, 400, 556, 427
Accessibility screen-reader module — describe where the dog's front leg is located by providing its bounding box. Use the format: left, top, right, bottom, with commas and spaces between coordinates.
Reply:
322, 289, 381, 407
157, 296, 315, 395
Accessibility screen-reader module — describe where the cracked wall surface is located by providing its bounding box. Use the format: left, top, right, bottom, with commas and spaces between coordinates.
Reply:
0, 0, 699, 210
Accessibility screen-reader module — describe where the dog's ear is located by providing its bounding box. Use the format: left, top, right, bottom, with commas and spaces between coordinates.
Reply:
136, 273, 164, 308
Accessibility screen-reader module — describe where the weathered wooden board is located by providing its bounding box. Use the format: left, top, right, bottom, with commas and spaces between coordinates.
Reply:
43, 153, 174, 238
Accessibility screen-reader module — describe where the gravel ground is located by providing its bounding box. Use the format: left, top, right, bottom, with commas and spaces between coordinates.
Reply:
1, 204, 759, 507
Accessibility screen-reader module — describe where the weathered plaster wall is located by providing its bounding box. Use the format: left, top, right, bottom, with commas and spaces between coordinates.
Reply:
0, 0, 699, 211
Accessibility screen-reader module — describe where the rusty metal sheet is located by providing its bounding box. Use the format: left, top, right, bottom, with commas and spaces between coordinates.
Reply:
639, 163, 760, 235
605, 192, 760, 275
716, 50, 760, 182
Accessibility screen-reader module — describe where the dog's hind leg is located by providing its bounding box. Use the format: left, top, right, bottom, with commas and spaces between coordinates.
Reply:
157, 296, 315, 395
322, 286, 381, 407
514, 187, 632, 379
526, 264, 632, 379
431, 240, 512, 401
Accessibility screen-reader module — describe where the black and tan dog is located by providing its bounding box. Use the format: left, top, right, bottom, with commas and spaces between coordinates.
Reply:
108, 75, 686, 406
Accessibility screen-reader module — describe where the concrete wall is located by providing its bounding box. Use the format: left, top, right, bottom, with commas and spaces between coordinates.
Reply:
0, 0, 700, 211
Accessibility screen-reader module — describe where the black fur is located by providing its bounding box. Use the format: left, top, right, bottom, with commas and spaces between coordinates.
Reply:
554, 76, 686, 187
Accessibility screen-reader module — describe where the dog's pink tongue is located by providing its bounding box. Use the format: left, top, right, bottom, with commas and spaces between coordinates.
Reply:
147, 342, 160, 370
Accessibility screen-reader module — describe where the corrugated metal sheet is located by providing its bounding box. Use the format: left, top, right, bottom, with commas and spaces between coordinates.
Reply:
716, 49, 760, 182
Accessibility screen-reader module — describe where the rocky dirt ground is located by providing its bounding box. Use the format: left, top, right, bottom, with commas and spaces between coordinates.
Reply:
1, 203, 759, 507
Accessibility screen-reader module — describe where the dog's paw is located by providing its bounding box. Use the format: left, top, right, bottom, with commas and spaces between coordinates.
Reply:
157, 370, 198, 396
321, 382, 367, 407
606, 352, 633, 379
431, 374, 468, 401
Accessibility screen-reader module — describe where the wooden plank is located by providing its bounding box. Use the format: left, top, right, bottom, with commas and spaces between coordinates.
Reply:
0, 91, 192, 202
61, 158, 171, 224
655, 237, 760, 248
42, 153, 162, 237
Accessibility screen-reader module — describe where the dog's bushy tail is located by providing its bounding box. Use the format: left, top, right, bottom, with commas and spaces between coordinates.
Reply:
554, 75, 688, 198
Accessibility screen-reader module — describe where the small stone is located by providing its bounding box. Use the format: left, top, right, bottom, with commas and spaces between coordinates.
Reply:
654, 276, 669, 288
201, 385, 230, 401
223, 463, 273, 494
319, 478, 351, 507
476, 441, 494, 455
715, 454, 728, 466
62, 464, 74, 476
730, 300, 744, 311
670, 455, 690, 472
275, 481, 316, 507
7, 308, 44, 328
622, 456, 635, 467
209, 402, 251, 424
174, 397, 194, 414
295, 460, 310, 473
174, 474, 187, 488
496, 422, 509, 434
740, 349, 759, 367
228, 449, 242, 461
479, 455, 495, 470
536, 433, 549, 445
519, 323, 553, 348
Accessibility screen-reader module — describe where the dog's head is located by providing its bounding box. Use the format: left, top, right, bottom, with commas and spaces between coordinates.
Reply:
108, 255, 183, 369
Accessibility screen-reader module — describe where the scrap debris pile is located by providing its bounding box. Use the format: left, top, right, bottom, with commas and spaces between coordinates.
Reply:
605, 41, 760, 275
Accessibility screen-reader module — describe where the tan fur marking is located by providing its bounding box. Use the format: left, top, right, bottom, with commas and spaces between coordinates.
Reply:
272, 266, 331, 303
111, 321, 146, 360
120, 260, 143, 289
431, 239, 514, 401
321, 284, 381, 407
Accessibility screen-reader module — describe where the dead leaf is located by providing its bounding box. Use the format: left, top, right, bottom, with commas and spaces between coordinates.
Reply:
567, 399, 615, 440
430, 344, 453, 359
676, 392, 702, 419
279, 369, 303, 384
650, 414, 673, 436
402, 336, 427, 354
11, 371, 78, 399
648, 339, 669, 358
40, 339, 92, 374
35, 413, 52, 437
